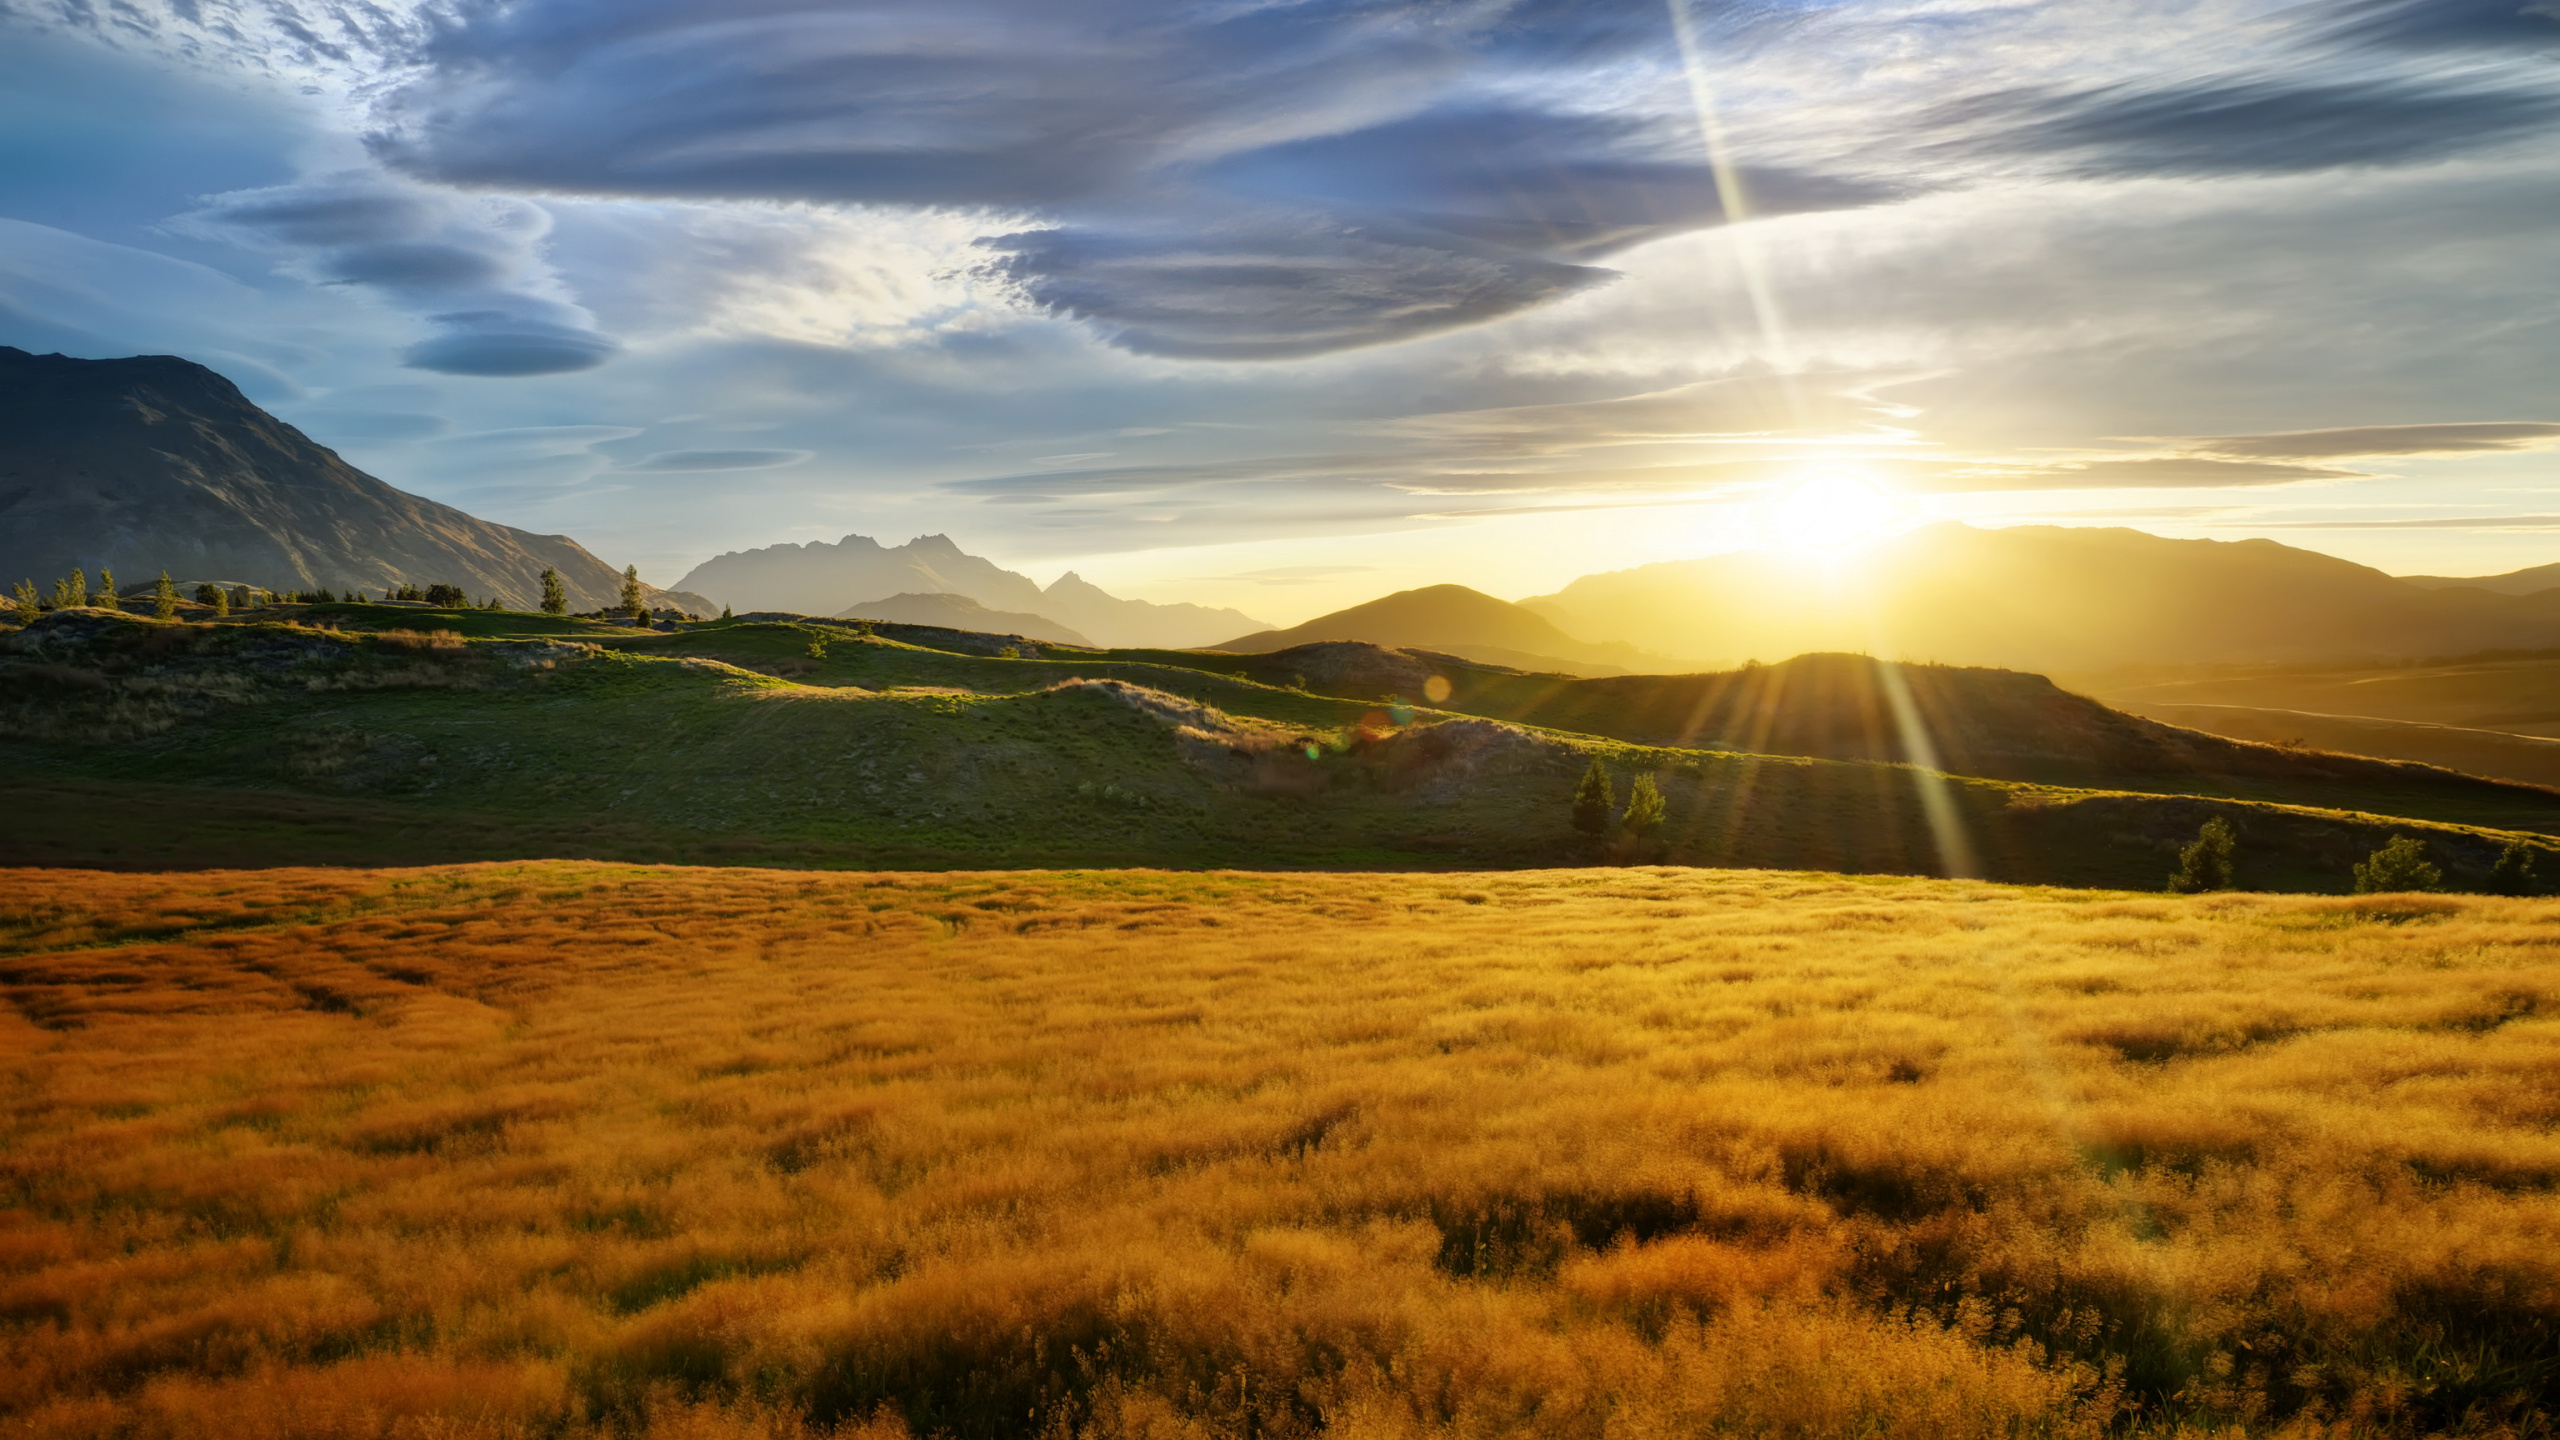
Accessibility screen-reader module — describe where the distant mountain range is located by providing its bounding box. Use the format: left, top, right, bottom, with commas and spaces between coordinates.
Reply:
1519, 523, 2560, 675
674, 534, 1266, 648
0, 348, 711, 614
1210, 583, 1666, 675
838, 592, 1093, 646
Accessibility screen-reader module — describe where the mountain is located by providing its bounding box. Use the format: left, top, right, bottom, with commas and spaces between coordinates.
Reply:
1210, 583, 1661, 674
1036, 571, 1267, 649
678, 533, 1047, 618
0, 348, 711, 615
838, 592, 1093, 646
675, 535, 1265, 647
1523, 522, 2560, 674
2400, 561, 2560, 597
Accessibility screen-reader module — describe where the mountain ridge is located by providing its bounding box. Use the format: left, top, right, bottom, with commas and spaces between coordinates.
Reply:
675, 535, 1268, 647
0, 347, 710, 614
1519, 522, 2560, 673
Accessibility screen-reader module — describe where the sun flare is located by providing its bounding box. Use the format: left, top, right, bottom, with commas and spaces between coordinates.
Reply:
1759, 474, 1899, 553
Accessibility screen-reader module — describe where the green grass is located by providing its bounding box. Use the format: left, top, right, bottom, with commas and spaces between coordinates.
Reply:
4, 609, 2554, 890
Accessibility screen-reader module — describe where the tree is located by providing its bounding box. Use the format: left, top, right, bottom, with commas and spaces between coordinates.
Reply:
210, 585, 230, 619
1572, 759, 1615, 836
721, 603, 733, 620
2487, 841, 2540, 897
619, 565, 645, 620
96, 567, 119, 613
11, 579, 38, 620
2166, 818, 2237, 893
154, 571, 178, 620
1622, 773, 1667, 840
2354, 835, 2441, 894
56, 570, 88, 609
424, 582, 466, 608
540, 566, 567, 616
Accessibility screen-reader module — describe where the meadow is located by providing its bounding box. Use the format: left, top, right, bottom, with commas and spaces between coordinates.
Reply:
5, 863, 2560, 1438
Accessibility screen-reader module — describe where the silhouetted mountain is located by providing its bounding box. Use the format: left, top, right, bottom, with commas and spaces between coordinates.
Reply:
1211, 583, 1661, 674
1037, 571, 1265, 649
680, 533, 1045, 617
675, 535, 1265, 646
2400, 560, 2560, 597
1523, 523, 2560, 673
838, 592, 1093, 646
0, 348, 710, 614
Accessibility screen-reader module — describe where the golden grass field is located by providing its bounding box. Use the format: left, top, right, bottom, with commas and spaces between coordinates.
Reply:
5, 864, 2560, 1439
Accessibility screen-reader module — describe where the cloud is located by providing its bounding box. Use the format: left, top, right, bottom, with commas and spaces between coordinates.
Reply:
1946, 79, 2560, 177
179, 171, 620, 375
2181, 422, 2560, 458
2318, 0, 2560, 53
2255, 514, 2560, 531
621, 449, 813, 472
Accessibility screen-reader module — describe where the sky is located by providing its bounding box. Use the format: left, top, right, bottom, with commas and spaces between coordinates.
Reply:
3, 0, 2559, 623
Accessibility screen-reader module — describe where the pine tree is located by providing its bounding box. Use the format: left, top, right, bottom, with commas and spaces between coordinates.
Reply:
1571, 759, 1615, 836
721, 603, 733, 620
619, 565, 645, 621
96, 568, 119, 612
210, 586, 230, 619
540, 566, 567, 616
154, 572, 178, 620
2487, 840, 2540, 897
11, 579, 38, 620
2166, 818, 2237, 893
1622, 773, 1667, 839
2354, 835, 2441, 894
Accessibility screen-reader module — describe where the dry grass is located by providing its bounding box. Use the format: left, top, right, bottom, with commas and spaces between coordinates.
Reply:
5, 865, 2560, 1439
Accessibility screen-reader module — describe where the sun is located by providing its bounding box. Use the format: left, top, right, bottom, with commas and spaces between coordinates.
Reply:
1759, 473, 1899, 553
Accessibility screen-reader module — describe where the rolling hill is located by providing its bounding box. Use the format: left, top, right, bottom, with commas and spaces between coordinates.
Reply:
1522, 522, 2560, 672
2400, 560, 2560, 596
6, 604, 2555, 891
0, 347, 710, 615
1212, 583, 1662, 674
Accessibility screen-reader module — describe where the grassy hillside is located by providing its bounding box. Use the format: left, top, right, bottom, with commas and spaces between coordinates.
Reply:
2091, 651, 2560, 737
2124, 702, 2560, 790
6, 607, 2557, 890
6, 862, 2559, 1439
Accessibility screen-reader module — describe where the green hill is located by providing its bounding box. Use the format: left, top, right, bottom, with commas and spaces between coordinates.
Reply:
3, 606, 2552, 892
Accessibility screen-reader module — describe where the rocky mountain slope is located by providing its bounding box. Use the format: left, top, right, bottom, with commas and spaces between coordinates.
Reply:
0, 347, 709, 614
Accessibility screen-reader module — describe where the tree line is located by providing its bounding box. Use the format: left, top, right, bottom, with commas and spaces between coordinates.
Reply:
8, 563, 681, 626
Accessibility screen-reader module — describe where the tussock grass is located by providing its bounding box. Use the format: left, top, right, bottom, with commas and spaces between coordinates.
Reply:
5, 865, 2560, 1437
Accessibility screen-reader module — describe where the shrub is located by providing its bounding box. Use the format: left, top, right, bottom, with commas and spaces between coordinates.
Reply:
807, 639, 830, 661
2354, 835, 2442, 894
1572, 759, 1615, 836
2486, 840, 2540, 896
541, 567, 567, 616
998, 645, 1021, 660
2165, 818, 2236, 893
